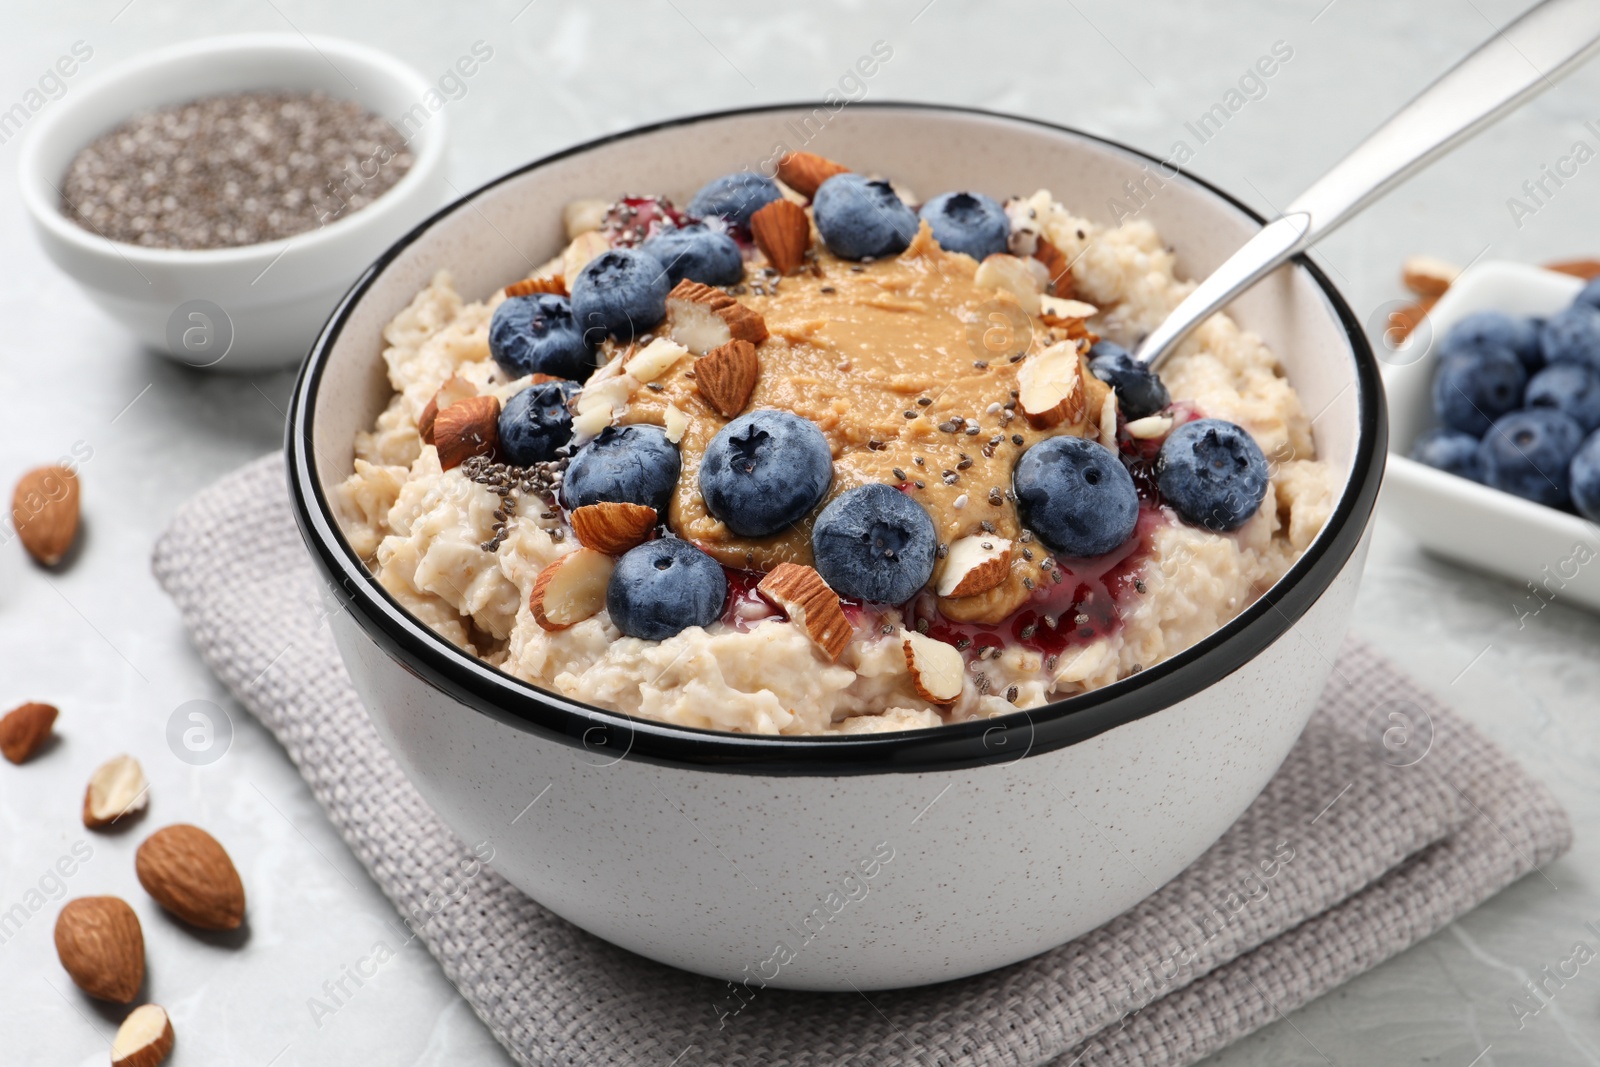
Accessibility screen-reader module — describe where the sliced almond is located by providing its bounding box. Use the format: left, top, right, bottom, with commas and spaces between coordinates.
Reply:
696, 339, 760, 417
974, 254, 1043, 315
750, 199, 811, 275
83, 754, 149, 830
112, 1003, 175, 1067
563, 198, 610, 239
776, 151, 850, 198
667, 280, 769, 354
1545, 258, 1600, 281
504, 275, 568, 298
0, 700, 57, 764
1125, 414, 1175, 439
1039, 296, 1098, 321
758, 563, 853, 661
570, 502, 657, 555
54, 896, 144, 1003
902, 630, 965, 704
624, 337, 690, 383
936, 535, 1012, 598
417, 376, 477, 445
1017, 341, 1087, 429
135, 824, 246, 930
664, 403, 691, 444
433, 395, 501, 471
530, 548, 615, 631
1401, 255, 1460, 298
1032, 236, 1076, 297
13, 465, 80, 567
562, 230, 610, 279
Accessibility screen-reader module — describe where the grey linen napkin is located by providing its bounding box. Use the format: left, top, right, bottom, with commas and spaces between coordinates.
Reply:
152, 454, 1571, 1067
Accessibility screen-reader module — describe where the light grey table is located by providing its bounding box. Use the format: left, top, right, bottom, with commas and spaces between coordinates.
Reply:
3, 2, 1599, 1064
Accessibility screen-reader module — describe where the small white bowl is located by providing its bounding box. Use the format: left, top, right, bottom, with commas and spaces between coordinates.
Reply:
18, 34, 450, 372
1383, 260, 1600, 613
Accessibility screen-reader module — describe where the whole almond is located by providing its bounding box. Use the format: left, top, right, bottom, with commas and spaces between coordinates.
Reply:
1032, 237, 1076, 298
112, 1003, 175, 1067
12, 465, 80, 566
1545, 257, 1600, 281
504, 275, 568, 298
695, 340, 761, 418
432, 395, 501, 471
570, 502, 657, 555
136, 824, 246, 931
83, 754, 149, 830
0, 701, 57, 764
54, 896, 144, 1003
417, 376, 477, 445
776, 151, 850, 198
750, 198, 811, 275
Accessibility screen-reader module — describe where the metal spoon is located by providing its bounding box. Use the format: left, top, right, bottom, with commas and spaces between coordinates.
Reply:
1135, 0, 1600, 369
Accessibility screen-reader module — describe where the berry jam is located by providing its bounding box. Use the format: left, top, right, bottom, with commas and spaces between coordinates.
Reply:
601, 196, 690, 247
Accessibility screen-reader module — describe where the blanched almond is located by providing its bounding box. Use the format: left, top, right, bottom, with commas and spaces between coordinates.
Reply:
1017, 341, 1087, 429
83, 754, 148, 830
433, 395, 501, 471
936, 535, 1012, 598
902, 631, 965, 704
758, 563, 852, 661
530, 549, 615, 631
570, 502, 657, 555
695, 339, 760, 417
112, 1003, 174, 1067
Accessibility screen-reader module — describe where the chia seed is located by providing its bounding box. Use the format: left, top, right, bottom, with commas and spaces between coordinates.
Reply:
61, 90, 414, 249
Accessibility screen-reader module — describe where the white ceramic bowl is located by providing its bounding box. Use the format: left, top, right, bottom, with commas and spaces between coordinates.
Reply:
287, 105, 1386, 991
1383, 260, 1600, 613
18, 34, 449, 372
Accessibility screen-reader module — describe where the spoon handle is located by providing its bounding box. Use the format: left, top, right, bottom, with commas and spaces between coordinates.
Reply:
1135, 0, 1600, 368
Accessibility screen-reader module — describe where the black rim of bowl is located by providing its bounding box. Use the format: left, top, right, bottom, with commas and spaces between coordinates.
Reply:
287, 101, 1388, 776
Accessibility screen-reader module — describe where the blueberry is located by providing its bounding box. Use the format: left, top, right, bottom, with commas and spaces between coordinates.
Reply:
561, 424, 680, 512
1014, 435, 1140, 556
1431, 349, 1525, 436
641, 223, 744, 287
606, 537, 727, 641
1575, 276, 1600, 310
1478, 409, 1584, 507
1443, 311, 1542, 372
1409, 427, 1482, 482
1571, 431, 1600, 521
917, 191, 1009, 261
686, 172, 782, 230
811, 484, 937, 604
1526, 361, 1600, 433
570, 248, 671, 342
498, 380, 580, 466
699, 410, 833, 537
811, 173, 919, 261
1155, 418, 1270, 533
488, 293, 595, 382
1087, 340, 1171, 420
1539, 304, 1600, 372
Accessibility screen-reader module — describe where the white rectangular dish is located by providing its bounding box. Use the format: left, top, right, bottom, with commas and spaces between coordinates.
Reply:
1382, 259, 1600, 614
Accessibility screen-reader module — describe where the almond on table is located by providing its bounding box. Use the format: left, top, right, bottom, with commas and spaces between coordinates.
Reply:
0, 701, 57, 764
83, 754, 149, 830
12, 465, 80, 566
54, 895, 144, 1003
136, 823, 247, 930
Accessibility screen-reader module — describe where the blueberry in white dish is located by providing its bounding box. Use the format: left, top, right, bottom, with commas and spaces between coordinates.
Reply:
561, 424, 681, 512
918, 191, 1009, 261
570, 248, 671, 342
498, 380, 580, 466
686, 172, 782, 231
812, 173, 919, 261
1155, 418, 1270, 532
489, 293, 595, 382
699, 410, 833, 538
1087, 340, 1171, 420
607, 537, 727, 641
1431, 349, 1525, 436
811, 484, 937, 604
1443, 310, 1542, 372
1525, 361, 1600, 433
641, 224, 744, 287
1409, 427, 1483, 482
1539, 304, 1600, 372
1014, 435, 1140, 557
1477, 409, 1584, 507
1571, 431, 1600, 521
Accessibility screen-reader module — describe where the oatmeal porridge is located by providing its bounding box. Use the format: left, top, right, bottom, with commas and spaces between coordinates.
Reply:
334, 152, 1338, 736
